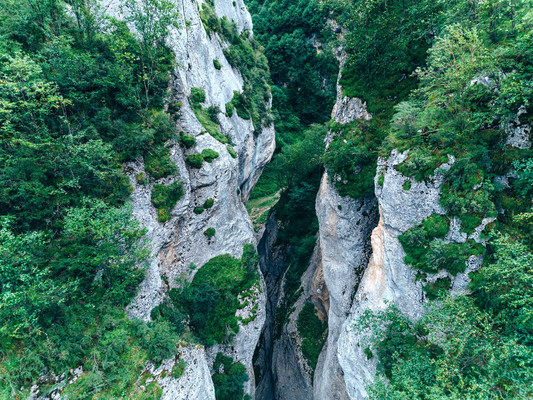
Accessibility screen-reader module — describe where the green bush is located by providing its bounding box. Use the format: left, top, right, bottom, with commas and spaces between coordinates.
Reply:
229, 91, 251, 120
225, 101, 234, 117
423, 277, 452, 300
207, 105, 220, 124
172, 359, 187, 379
186, 154, 204, 168
227, 145, 237, 159
170, 244, 259, 346
136, 172, 148, 185
402, 180, 411, 191
212, 353, 249, 400
151, 182, 184, 223
143, 321, 178, 365
145, 146, 178, 180
190, 87, 206, 106
213, 59, 222, 70
399, 213, 485, 275
204, 227, 216, 238
194, 206, 205, 214
364, 347, 374, 360
203, 198, 215, 209
297, 302, 327, 372
201, 149, 219, 163
180, 134, 196, 148
377, 174, 384, 187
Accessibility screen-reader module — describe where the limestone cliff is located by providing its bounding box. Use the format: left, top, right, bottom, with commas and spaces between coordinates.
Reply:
105, 0, 274, 398
314, 51, 495, 400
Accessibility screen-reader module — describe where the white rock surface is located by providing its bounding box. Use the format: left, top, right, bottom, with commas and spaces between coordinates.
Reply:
153, 346, 216, 400
100, 0, 274, 398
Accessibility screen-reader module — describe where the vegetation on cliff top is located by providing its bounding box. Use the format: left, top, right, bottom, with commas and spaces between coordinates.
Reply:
0, 0, 183, 396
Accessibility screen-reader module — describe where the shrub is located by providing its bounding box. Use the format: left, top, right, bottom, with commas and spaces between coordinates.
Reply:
212, 353, 249, 400
207, 105, 220, 124
145, 146, 178, 180
227, 145, 237, 158
186, 154, 204, 168
399, 213, 485, 275
180, 134, 196, 148
151, 182, 184, 222
190, 87, 206, 106
377, 174, 384, 187
171, 359, 187, 379
423, 277, 452, 300
144, 321, 178, 366
136, 172, 148, 185
150, 298, 185, 334
364, 347, 374, 360
225, 101, 234, 117
230, 91, 251, 120
203, 198, 215, 209
296, 302, 327, 372
170, 244, 259, 346
194, 206, 204, 214
168, 100, 182, 115
204, 227, 216, 238
201, 149, 219, 163
213, 59, 222, 70
403, 180, 411, 191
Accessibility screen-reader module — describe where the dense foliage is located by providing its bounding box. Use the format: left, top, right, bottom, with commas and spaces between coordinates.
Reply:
296, 302, 328, 373
244, 0, 337, 200
360, 234, 533, 399
212, 353, 251, 400
159, 244, 260, 346
0, 0, 182, 397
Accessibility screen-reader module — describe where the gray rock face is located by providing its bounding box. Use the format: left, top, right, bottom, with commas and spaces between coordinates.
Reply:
101, 0, 274, 398
153, 346, 216, 400
214, 0, 254, 34
312, 47, 377, 400
505, 105, 531, 149
336, 152, 451, 400
313, 172, 377, 400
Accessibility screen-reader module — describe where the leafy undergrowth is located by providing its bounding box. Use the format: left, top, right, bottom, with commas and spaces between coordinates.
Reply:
212, 353, 251, 400
296, 302, 327, 375
158, 244, 260, 347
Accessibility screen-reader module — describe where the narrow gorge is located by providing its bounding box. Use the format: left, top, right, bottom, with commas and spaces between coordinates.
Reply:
1, 0, 532, 399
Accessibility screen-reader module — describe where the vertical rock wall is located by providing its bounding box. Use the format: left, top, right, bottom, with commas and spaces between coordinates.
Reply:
103, 0, 275, 398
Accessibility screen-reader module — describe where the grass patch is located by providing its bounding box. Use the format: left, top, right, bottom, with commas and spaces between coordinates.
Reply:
245, 192, 280, 232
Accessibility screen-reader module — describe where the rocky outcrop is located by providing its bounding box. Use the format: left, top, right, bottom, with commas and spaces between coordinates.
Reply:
505, 105, 531, 149
154, 346, 216, 400
102, 0, 274, 398
335, 150, 494, 399
311, 45, 377, 399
